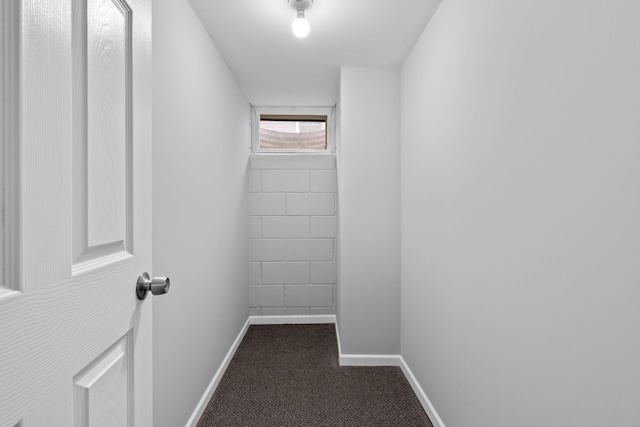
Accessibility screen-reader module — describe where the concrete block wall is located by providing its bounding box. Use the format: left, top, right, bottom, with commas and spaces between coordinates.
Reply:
249, 154, 337, 316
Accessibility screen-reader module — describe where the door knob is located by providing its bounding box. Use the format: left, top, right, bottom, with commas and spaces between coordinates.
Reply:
136, 272, 170, 300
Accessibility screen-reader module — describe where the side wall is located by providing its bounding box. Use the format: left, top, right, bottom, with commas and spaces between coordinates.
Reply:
152, 1, 249, 426
338, 67, 401, 355
401, 1, 640, 426
248, 154, 337, 316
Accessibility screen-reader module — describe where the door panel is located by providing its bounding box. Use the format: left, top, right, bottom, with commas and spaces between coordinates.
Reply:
72, 0, 133, 271
74, 335, 132, 426
85, 0, 128, 249
0, 0, 152, 426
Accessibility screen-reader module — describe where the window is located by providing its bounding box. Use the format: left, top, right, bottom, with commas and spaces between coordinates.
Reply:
251, 107, 335, 153
260, 116, 326, 150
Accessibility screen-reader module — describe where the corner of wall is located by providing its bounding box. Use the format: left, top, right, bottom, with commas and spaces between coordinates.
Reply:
336, 66, 401, 355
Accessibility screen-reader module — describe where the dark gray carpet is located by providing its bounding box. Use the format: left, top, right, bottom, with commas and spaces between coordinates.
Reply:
197, 324, 433, 426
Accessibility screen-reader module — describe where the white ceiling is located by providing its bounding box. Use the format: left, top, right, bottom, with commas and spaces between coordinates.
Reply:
188, 0, 442, 106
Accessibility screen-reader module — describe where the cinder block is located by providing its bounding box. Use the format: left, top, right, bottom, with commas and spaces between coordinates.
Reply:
262, 170, 309, 192
285, 285, 333, 307
249, 285, 284, 307
262, 262, 310, 284
287, 193, 335, 215
262, 216, 309, 238
285, 239, 333, 261
249, 262, 261, 285
249, 216, 261, 238
249, 193, 286, 215
248, 170, 261, 192
310, 170, 337, 192
292, 155, 336, 170
250, 154, 294, 170
249, 239, 285, 261
310, 262, 337, 283
310, 216, 336, 237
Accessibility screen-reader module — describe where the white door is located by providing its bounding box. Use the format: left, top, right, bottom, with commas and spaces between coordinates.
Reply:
0, 0, 154, 425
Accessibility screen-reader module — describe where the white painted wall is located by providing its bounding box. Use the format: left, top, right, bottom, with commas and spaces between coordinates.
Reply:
248, 154, 337, 316
338, 67, 401, 355
401, 1, 640, 426
152, 1, 249, 426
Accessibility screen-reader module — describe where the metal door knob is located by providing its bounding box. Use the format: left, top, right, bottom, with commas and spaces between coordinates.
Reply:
136, 272, 170, 300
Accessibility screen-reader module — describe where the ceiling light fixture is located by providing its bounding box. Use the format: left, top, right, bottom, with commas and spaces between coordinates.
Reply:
289, 0, 313, 38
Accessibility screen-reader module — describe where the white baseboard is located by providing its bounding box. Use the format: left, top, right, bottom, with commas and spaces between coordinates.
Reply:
399, 357, 446, 427
339, 354, 403, 366
184, 317, 251, 427
249, 314, 336, 325
334, 315, 343, 356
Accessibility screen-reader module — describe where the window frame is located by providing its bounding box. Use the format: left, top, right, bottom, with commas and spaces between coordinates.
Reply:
251, 106, 336, 154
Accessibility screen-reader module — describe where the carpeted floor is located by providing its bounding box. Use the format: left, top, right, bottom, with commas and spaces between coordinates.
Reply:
196, 324, 433, 426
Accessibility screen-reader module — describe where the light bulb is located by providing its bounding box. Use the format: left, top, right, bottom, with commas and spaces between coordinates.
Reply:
292, 10, 310, 38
